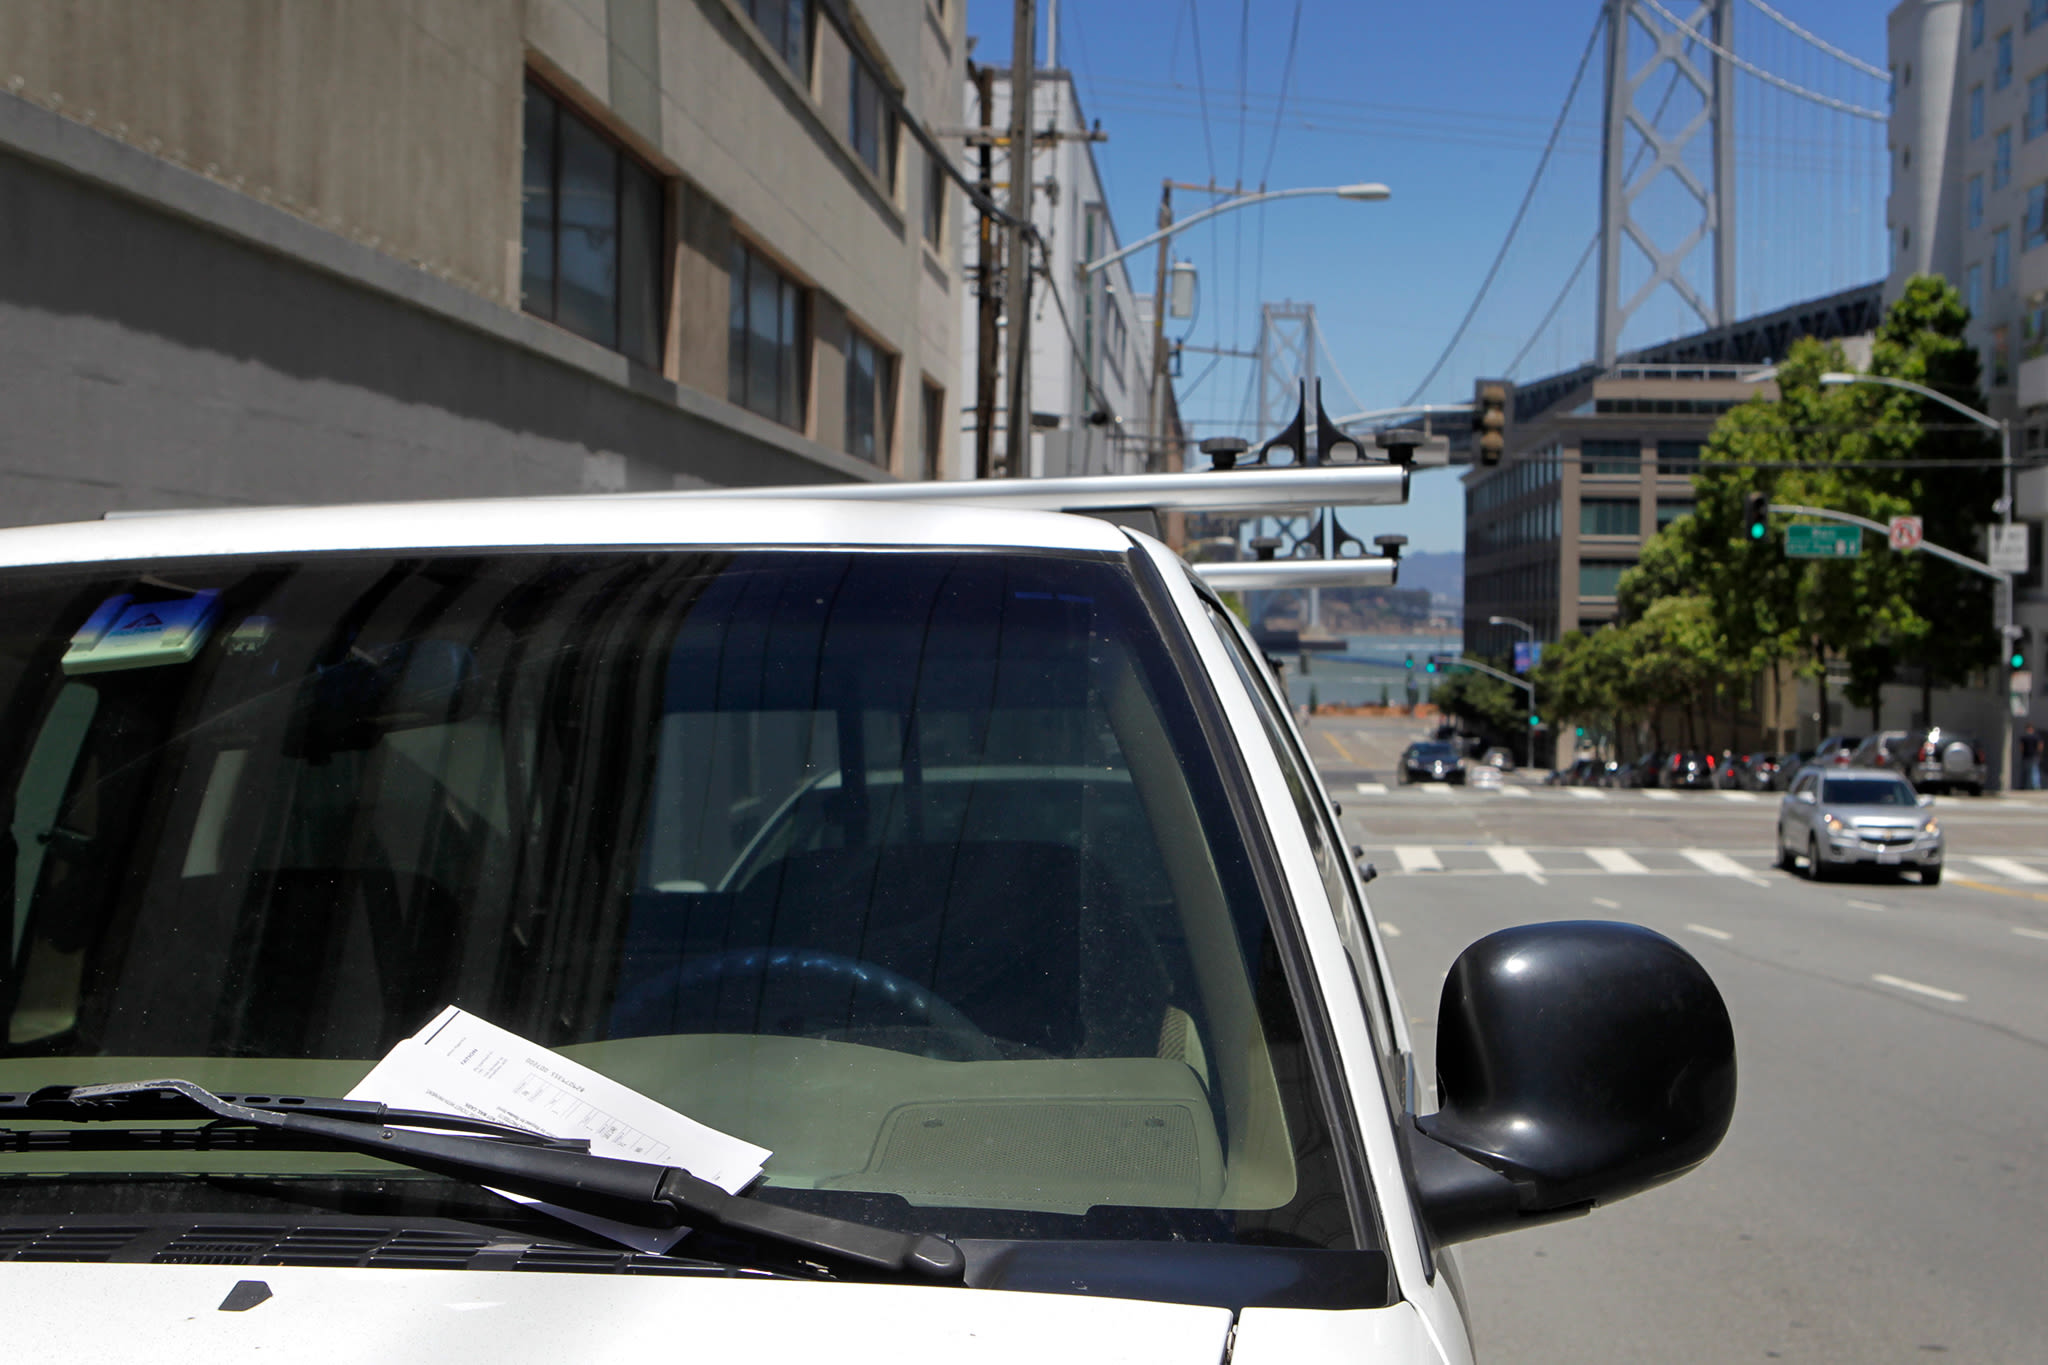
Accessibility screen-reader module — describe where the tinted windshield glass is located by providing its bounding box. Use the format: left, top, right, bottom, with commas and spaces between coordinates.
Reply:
1822, 779, 1917, 806
0, 550, 1356, 1248
1410, 744, 1456, 759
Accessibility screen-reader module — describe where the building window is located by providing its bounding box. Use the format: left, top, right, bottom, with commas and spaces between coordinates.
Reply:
521, 80, 666, 368
2025, 299, 2048, 358
848, 45, 898, 183
923, 153, 947, 248
1993, 325, 2012, 386
1972, 0, 1985, 47
1581, 499, 1641, 537
2032, 0, 2048, 31
1967, 263, 1984, 318
1578, 561, 1631, 599
845, 329, 897, 465
919, 380, 945, 480
728, 241, 808, 429
1998, 31, 2014, 90
1996, 128, 2013, 188
1580, 440, 1641, 476
1657, 440, 1702, 475
2029, 184, 2048, 249
2032, 73, 2048, 140
1971, 85, 1985, 140
1656, 499, 1695, 528
744, 0, 811, 75
1995, 226, 2013, 287
1971, 175, 1986, 229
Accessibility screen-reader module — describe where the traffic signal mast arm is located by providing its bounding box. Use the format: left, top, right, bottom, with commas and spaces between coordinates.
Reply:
1765, 503, 2007, 583
1434, 655, 1537, 701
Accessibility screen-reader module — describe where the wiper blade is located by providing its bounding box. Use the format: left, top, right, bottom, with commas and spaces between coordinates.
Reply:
3, 1080, 963, 1281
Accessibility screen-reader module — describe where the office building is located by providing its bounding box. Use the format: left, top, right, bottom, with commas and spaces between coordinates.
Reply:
0, 0, 966, 526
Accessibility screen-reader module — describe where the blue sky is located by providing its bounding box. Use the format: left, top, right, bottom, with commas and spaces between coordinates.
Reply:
964, 0, 1892, 551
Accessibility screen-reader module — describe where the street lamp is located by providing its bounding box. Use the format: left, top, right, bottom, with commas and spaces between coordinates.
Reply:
1819, 371, 2017, 788
1489, 615, 1538, 771
1081, 182, 1392, 475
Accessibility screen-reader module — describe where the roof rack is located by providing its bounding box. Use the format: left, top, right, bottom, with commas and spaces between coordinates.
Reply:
1194, 558, 1398, 590
680, 461, 1405, 515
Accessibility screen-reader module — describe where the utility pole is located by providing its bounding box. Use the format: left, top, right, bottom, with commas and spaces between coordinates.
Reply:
1144, 180, 1173, 474
971, 63, 999, 480
1000, 0, 1035, 478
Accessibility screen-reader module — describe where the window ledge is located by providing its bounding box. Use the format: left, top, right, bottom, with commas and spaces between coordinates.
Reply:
716, 0, 906, 230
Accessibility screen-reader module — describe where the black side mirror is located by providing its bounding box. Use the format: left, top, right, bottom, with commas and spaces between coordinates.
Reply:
1404, 921, 1735, 1245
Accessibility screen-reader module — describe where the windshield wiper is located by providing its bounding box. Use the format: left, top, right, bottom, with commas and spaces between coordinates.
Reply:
2, 1080, 965, 1282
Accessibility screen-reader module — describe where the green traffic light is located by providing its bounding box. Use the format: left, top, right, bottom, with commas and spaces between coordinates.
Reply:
1749, 523, 1765, 540
2014, 653, 2027, 669
1528, 714, 1540, 727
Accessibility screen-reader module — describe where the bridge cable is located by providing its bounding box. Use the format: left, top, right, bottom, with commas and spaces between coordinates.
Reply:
1744, 0, 1889, 82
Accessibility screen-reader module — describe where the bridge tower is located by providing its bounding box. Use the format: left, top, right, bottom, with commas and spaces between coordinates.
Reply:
1597, 0, 1736, 366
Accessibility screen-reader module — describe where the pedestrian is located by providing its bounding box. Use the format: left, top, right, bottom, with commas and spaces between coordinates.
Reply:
2022, 723, 2043, 791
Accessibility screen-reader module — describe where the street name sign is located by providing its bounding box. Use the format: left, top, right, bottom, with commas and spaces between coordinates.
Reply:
1989, 524, 2031, 574
1888, 515, 1923, 551
1786, 524, 1862, 558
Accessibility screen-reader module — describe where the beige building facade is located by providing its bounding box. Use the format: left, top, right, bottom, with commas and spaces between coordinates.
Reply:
0, 0, 965, 524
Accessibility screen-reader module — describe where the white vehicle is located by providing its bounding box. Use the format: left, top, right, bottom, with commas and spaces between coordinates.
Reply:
0, 462, 1733, 1363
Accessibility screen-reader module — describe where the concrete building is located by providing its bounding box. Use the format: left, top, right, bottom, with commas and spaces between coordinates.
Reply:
1461, 284, 1883, 660
0, 0, 966, 527
957, 67, 1167, 479
1887, 0, 2046, 722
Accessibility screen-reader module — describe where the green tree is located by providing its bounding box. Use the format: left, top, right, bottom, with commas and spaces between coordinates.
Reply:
1430, 657, 1525, 739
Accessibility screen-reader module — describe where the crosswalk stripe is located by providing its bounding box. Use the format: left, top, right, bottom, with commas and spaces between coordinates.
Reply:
1354, 782, 1388, 795
1586, 847, 1649, 874
1567, 787, 1607, 800
1717, 790, 1758, 802
1968, 856, 2048, 885
1499, 785, 1532, 798
1416, 784, 1455, 795
1681, 848, 1752, 878
1394, 846, 1444, 873
1486, 847, 1544, 876
1644, 789, 1680, 802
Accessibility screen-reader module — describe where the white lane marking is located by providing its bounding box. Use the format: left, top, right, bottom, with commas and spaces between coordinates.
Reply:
1681, 848, 1754, 878
1717, 789, 1758, 802
1845, 899, 1888, 913
1567, 787, 1607, 800
1416, 783, 1455, 795
1486, 846, 1546, 883
1592, 897, 1621, 909
1378, 921, 1403, 937
1394, 846, 1444, 873
1873, 973, 1967, 1003
1684, 923, 1733, 941
1498, 785, 1532, 798
1644, 789, 1680, 802
1968, 856, 2048, 885
1354, 782, 1388, 795
1586, 847, 1649, 874
2012, 926, 2048, 941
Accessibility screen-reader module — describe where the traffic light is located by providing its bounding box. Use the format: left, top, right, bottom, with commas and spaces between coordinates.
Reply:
1528, 714, 1541, 728
2013, 627, 2033, 672
1405, 654, 1414, 670
1425, 658, 1438, 674
1743, 492, 1769, 542
1473, 381, 1508, 466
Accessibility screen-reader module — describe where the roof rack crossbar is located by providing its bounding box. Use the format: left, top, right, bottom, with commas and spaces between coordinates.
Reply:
668, 465, 1408, 515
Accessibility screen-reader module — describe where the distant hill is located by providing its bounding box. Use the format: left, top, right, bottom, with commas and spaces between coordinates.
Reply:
1397, 551, 1462, 604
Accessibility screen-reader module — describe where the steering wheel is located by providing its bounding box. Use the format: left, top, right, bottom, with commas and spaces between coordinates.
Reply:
611, 947, 1002, 1061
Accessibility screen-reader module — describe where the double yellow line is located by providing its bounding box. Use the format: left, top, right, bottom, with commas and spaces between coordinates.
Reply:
1952, 876, 2048, 905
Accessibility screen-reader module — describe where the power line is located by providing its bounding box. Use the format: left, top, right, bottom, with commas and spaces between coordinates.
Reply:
1401, 9, 1605, 406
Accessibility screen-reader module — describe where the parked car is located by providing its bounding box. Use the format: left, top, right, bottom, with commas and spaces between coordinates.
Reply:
1769, 751, 1810, 790
0, 481, 1741, 1361
1854, 727, 1986, 797
1667, 750, 1718, 790
1736, 752, 1784, 792
1480, 746, 1515, 771
1400, 740, 1467, 784
1711, 750, 1745, 789
1777, 766, 1943, 883
1811, 734, 1864, 767
1616, 751, 1669, 788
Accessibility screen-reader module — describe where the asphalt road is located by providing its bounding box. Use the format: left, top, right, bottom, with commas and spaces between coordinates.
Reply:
1306, 712, 2048, 1364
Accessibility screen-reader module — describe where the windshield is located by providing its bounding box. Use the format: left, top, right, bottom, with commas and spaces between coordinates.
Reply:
1410, 744, 1456, 759
0, 549, 1357, 1250
1821, 779, 1918, 807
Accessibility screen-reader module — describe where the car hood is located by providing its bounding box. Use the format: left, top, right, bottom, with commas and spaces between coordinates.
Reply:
3, 1262, 1241, 1365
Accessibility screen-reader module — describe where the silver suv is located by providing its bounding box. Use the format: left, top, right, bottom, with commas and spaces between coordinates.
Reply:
1776, 767, 1943, 883
1850, 728, 1986, 797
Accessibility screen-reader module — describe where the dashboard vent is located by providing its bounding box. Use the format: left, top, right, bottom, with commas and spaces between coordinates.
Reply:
3, 1225, 147, 1262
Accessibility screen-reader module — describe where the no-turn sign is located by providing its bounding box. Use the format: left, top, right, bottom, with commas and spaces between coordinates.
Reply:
1888, 515, 1923, 552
